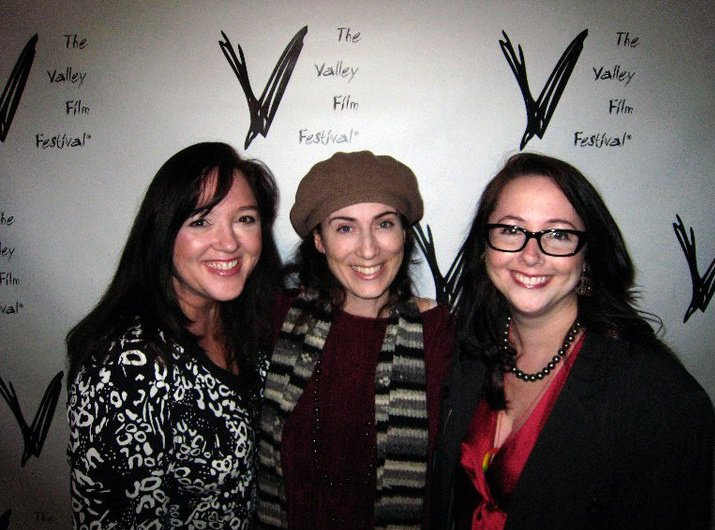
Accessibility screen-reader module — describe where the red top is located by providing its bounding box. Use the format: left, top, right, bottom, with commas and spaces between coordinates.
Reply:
274, 294, 454, 530
459, 334, 585, 530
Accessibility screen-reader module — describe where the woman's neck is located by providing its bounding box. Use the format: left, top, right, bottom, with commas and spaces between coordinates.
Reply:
181, 301, 236, 373
182, 300, 218, 335
508, 307, 579, 370
341, 292, 390, 319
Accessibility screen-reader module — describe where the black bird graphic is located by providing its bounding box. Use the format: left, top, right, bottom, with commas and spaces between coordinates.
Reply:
1, 33, 38, 142
413, 223, 464, 309
219, 26, 308, 149
0, 371, 63, 466
673, 214, 715, 322
500, 29, 587, 150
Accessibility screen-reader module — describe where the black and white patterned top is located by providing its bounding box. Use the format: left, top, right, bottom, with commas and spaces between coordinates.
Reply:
67, 320, 267, 529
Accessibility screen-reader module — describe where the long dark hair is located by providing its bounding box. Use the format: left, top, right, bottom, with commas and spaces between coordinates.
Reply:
67, 142, 282, 386
455, 152, 660, 406
286, 215, 416, 314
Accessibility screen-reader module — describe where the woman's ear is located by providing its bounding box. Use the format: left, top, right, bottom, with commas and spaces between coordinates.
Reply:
313, 229, 326, 254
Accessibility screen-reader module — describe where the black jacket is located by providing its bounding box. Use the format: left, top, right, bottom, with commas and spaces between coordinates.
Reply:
430, 333, 714, 530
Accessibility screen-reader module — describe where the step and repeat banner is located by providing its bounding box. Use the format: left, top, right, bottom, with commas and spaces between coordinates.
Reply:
1, 1, 712, 526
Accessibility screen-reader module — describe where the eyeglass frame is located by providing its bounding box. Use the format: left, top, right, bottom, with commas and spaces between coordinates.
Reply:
485, 223, 587, 257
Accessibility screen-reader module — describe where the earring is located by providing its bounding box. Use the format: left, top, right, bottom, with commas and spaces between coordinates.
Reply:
575, 263, 592, 296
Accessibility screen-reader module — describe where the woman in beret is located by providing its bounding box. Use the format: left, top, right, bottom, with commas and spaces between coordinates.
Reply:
257, 151, 454, 529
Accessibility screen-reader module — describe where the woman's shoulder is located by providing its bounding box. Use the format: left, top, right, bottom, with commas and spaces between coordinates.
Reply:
589, 333, 713, 415
107, 319, 180, 361
411, 297, 453, 337
414, 296, 438, 314
68, 321, 177, 422
595, 334, 695, 377
413, 297, 452, 325
72, 319, 179, 385
415, 298, 455, 368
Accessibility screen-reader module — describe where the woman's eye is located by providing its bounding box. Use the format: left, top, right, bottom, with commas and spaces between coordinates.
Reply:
377, 220, 394, 229
547, 230, 570, 241
188, 218, 208, 228
500, 225, 521, 235
336, 225, 352, 234
238, 215, 257, 224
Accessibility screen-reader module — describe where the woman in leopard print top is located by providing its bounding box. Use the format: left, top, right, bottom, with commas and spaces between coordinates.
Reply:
66, 142, 281, 529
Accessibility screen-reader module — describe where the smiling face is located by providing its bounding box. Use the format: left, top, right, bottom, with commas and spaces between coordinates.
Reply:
172, 171, 262, 319
486, 175, 585, 325
314, 202, 406, 318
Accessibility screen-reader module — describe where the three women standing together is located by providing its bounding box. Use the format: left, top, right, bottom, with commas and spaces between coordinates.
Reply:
66, 145, 712, 529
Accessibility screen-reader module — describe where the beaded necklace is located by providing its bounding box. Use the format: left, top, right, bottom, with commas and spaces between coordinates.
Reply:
310, 355, 376, 525
502, 316, 582, 382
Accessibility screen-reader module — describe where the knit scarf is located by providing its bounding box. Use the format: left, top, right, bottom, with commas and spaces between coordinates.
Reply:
257, 290, 429, 529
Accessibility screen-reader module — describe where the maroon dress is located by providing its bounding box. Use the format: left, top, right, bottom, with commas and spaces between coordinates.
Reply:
274, 295, 454, 529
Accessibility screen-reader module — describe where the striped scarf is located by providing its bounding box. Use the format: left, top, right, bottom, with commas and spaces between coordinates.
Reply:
257, 290, 429, 529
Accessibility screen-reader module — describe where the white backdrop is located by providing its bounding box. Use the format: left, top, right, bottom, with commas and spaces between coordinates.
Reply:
1, 1, 713, 527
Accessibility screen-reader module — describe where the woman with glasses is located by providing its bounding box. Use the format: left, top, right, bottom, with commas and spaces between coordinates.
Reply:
430, 153, 713, 529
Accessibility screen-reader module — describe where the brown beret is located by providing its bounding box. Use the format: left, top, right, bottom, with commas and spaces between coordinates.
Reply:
290, 151, 424, 237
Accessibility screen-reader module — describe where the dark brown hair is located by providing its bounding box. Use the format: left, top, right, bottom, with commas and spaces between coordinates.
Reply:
455, 152, 662, 407
67, 142, 282, 386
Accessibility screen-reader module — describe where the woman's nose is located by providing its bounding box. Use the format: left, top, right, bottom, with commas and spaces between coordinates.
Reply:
215, 223, 240, 253
519, 236, 543, 265
356, 231, 378, 259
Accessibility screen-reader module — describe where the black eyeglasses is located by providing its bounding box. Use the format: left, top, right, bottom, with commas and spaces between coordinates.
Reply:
486, 224, 587, 257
